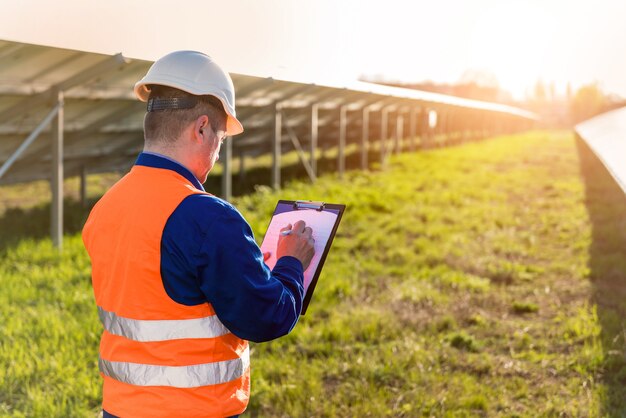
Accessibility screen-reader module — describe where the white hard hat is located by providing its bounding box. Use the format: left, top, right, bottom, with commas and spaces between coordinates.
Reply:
134, 50, 243, 136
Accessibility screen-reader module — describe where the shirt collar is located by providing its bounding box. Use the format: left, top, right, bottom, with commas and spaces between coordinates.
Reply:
135, 152, 205, 191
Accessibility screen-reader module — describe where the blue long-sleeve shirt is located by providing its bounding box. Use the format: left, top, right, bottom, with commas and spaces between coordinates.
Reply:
136, 152, 304, 342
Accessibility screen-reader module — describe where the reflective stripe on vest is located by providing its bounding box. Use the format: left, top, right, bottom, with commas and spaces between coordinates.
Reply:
99, 346, 250, 388
98, 306, 230, 342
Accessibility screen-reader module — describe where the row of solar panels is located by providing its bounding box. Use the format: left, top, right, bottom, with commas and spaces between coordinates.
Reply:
575, 106, 626, 194
0, 39, 535, 185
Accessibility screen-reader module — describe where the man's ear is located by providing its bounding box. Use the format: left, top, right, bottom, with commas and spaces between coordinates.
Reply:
193, 115, 210, 142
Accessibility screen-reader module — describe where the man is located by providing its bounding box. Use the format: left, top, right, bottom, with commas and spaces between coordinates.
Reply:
82, 50, 315, 418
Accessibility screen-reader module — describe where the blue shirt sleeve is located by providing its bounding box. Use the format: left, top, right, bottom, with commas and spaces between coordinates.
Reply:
160, 194, 305, 343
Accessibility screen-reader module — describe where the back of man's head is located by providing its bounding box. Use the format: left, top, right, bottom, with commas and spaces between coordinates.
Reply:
143, 85, 227, 146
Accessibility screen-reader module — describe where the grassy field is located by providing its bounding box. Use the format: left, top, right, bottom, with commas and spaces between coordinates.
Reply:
1, 130, 625, 417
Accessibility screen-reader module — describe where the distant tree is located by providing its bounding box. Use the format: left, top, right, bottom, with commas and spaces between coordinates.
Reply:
458, 69, 499, 89
533, 80, 546, 103
570, 83, 610, 124
566, 82, 572, 102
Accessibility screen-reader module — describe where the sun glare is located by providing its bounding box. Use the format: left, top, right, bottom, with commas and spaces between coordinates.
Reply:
470, 2, 552, 98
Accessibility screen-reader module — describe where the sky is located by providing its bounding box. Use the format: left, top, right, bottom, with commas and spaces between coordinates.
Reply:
0, 0, 625, 100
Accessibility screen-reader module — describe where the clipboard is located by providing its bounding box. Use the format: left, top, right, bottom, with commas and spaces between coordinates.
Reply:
260, 200, 346, 315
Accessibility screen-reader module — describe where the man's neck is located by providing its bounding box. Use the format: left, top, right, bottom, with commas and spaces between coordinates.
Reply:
143, 144, 197, 178
144, 141, 188, 162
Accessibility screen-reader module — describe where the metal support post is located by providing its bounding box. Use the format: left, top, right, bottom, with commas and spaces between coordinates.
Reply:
338, 105, 347, 178
459, 111, 466, 143
451, 112, 456, 143
310, 104, 318, 177
220, 136, 232, 200
80, 165, 87, 207
272, 103, 282, 189
423, 109, 431, 149
51, 90, 64, 249
238, 151, 246, 186
481, 113, 488, 138
448, 111, 456, 143
395, 113, 404, 154
380, 107, 389, 167
438, 110, 446, 145
361, 107, 369, 170
409, 108, 417, 152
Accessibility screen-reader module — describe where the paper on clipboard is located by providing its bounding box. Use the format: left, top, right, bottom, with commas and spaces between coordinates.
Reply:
260, 208, 338, 292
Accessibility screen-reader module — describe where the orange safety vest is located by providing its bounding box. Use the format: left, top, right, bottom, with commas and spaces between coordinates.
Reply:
83, 164, 250, 418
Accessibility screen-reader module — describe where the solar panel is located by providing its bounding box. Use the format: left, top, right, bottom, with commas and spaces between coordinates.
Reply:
0, 38, 535, 185
0, 39, 537, 247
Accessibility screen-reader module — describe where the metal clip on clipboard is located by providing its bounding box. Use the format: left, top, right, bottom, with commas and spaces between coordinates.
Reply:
294, 200, 325, 211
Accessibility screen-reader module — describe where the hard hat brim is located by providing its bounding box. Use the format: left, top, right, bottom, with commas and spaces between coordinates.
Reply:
225, 114, 244, 137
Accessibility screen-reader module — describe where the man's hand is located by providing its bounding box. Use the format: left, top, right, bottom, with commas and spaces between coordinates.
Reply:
276, 220, 315, 271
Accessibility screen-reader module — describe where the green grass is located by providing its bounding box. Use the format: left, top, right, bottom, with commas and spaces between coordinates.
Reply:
511, 302, 539, 315
0, 238, 101, 417
1, 130, 625, 417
